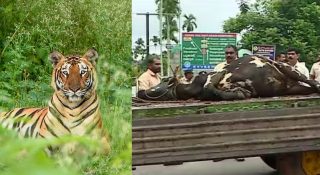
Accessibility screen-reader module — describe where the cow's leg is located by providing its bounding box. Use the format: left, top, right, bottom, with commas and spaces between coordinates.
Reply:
274, 63, 320, 92
233, 80, 257, 97
206, 85, 252, 100
285, 84, 316, 95
205, 71, 253, 100
204, 70, 227, 88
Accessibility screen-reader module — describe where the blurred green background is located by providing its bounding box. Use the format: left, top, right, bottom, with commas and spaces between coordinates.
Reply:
0, 0, 131, 174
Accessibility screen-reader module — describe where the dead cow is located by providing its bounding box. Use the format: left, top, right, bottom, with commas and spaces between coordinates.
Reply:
138, 55, 320, 101
137, 72, 208, 101
203, 55, 320, 100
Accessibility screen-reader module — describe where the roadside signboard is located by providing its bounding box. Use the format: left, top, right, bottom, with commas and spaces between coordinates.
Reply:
181, 33, 237, 70
252, 44, 276, 60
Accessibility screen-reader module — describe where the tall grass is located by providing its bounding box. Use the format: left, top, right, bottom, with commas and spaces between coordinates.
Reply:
0, 0, 131, 174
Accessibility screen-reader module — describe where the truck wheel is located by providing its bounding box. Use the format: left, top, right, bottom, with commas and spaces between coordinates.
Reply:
260, 155, 276, 170
301, 151, 320, 175
276, 151, 320, 175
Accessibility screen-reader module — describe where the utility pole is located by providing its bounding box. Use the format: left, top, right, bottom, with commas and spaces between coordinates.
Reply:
160, 0, 163, 77
166, 16, 171, 77
137, 12, 158, 59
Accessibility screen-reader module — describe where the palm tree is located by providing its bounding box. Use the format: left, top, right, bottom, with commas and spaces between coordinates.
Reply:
150, 35, 160, 52
182, 14, 197, 32
135, 38, 145, 47
162, 18, 179, 43
155, 0, 181, 44
238, 0, 250, 14
133, 38, 146, 60
155, 0, 180, 19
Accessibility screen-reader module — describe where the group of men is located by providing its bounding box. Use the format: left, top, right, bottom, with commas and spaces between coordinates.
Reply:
275, 49, 320, 84
136, 45, 320, 96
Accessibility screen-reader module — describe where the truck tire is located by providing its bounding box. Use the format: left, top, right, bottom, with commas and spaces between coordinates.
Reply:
301, 151, 320, 175
276, 151, 320, 175
260, 155, 277, 170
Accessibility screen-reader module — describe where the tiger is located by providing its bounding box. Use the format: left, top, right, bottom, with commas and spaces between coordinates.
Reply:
0, 48, 110, 155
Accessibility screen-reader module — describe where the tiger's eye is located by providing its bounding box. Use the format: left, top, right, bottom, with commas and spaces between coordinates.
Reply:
80, 70, 87, 75
62, 70, 68, 75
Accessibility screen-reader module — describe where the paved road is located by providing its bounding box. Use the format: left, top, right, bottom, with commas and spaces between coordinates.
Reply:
133, 157, 277, 175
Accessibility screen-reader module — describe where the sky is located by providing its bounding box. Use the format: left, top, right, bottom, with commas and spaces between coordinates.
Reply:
132, 0, 255, 52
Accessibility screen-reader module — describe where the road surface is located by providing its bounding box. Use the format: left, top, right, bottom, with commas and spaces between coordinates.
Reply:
133, 157, 277, 175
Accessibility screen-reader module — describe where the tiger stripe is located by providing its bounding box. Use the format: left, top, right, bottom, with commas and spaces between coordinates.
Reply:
0, 49, 110, 154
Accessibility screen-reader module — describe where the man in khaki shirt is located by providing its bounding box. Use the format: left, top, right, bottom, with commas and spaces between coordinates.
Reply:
180, 70, 194, 84
213, 45, 238, 72
137, 55, 161, 91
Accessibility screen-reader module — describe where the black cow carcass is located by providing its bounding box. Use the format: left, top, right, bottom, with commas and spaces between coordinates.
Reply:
137, 71, 209, 101
138, 55, 320, 101
203, 55, 320, 100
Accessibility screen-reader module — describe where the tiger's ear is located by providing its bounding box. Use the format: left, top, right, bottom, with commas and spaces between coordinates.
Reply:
83, 48, 99, 66
49, 51, 64, 67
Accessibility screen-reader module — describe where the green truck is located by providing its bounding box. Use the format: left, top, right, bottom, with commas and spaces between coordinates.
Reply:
133, 95, 320, 175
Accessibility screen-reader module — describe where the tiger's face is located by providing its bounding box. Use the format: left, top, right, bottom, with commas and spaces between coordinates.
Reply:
49, 49, 98, 102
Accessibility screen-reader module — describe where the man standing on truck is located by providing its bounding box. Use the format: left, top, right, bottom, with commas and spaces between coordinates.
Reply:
213, 45, 245, 161
310, 53, 320, 82
136, 54, 161, 97
286, 48, 309, 78
213, 45, 238, 72
275, 52, 286, 62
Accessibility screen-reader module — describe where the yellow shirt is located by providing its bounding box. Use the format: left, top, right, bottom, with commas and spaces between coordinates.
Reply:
213, 58, 238, 72
137, 69, 161, 91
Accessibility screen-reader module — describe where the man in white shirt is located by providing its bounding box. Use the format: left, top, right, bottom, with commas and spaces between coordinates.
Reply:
286, 48, 309, 78
213, 45, 238, 72
286, 48, 310, 87
310, 54, 320, 82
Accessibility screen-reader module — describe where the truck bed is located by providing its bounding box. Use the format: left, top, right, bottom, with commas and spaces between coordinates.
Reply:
132, 95, 320, 166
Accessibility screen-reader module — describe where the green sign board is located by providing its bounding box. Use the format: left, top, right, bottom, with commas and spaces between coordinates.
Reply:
181, 33, 237, 70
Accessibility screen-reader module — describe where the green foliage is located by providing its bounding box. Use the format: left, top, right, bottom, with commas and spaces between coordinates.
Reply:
0, 0, 131, 174
0, 126, 124, 174
182, 14, 197, 32
132, 38, 147, 80
223, 0, 320, 67
132, 38, 146, 60
155, 0, 181, 43
0, 127, 80, 175
238, 0, 250, 14
150, 35, 161, 49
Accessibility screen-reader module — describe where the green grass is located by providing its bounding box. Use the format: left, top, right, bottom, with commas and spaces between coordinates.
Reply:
0, 79, 132, 175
